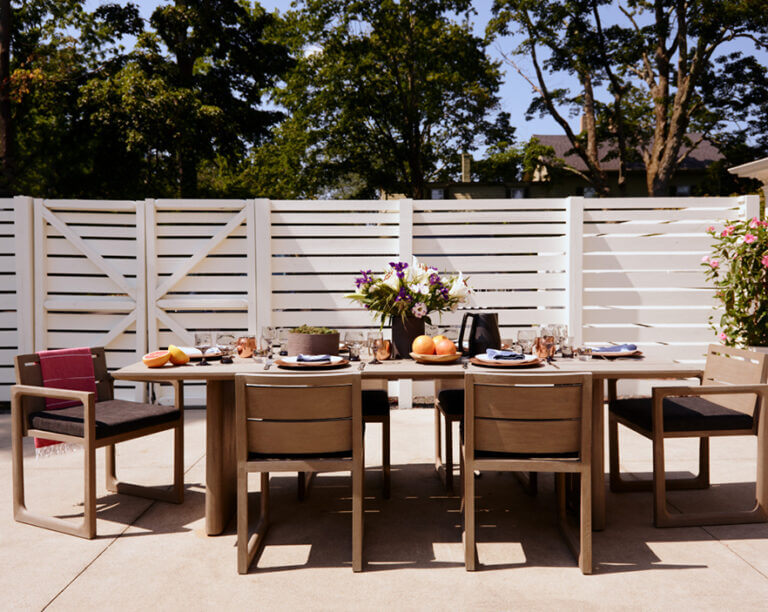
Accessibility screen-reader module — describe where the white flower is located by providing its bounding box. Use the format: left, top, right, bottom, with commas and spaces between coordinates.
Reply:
381, 269, 401, 291
412, 302, 427, 318
409, 257, 431, 283
412, 282, 430, 295
448, 272, 470, 300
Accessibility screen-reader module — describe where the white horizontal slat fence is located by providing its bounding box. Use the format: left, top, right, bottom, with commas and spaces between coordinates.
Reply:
3, 194, 758, 406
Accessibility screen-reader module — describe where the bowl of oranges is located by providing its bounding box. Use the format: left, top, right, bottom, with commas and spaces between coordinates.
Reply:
409, 334, 462, 364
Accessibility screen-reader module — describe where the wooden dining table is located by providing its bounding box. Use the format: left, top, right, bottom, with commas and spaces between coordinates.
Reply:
113, 356, 702, 535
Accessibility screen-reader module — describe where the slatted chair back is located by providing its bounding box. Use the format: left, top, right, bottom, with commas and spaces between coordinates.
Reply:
14, 348, 113, 434
701, 345, 768, 415
466, 372, 591, 457
236, 373, 361, 457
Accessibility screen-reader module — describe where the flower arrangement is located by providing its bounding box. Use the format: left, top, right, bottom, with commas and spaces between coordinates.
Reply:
345, 259, 471, 325
702, 216, 768, 347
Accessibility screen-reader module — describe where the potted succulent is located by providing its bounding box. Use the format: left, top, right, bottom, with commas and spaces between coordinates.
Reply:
345, 258, 472, 358
702, 216, 768, 350
285, 325, 340, 356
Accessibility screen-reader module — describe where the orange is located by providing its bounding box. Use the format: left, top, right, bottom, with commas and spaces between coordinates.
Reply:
411, 335, 435, 355
432, 334, 448, 345
142, 350, 171, 368
167, 344, 190, 365
434, 338, 457, 355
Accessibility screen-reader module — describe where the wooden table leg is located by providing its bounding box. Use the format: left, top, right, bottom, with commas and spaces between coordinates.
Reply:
205, 379, 237, 535
591, 377, 606, 531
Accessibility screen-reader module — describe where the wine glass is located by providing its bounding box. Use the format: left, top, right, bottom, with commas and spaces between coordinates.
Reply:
272, 328, 286, 357
215, 332, 236, 364
194, 331, 213, 366
261, 326, 275, 358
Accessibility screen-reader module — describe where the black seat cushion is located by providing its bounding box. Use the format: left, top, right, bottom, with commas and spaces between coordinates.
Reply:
249, 450, 352, 460
610, 396, 754, 433
362, 389, 390, 417
28, 399, 180, 440
437, 389, 464, 417
475, 450, 579, 459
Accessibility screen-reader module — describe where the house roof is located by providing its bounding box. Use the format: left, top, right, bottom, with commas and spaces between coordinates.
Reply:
532, 133, 722, 172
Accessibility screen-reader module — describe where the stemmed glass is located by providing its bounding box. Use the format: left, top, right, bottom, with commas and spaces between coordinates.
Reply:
261, 326, 275, 359
215, 332, 236, 364
517, 328, 537, 354
194, 331, 213, 366
272, 328, 287, 357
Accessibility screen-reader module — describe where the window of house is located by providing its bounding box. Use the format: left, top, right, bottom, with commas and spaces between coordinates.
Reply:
676, 185, 691, 196
583, 187, 597, 198
509, 188, 526, 199
431, 188, 445, 200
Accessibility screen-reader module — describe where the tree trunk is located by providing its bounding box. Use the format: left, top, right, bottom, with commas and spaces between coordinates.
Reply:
0, 0, 13, 196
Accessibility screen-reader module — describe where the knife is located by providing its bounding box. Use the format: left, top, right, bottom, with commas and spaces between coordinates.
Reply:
263, 358, 273, 371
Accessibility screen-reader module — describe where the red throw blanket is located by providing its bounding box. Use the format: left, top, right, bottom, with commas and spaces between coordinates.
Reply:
36, 347, 97, 452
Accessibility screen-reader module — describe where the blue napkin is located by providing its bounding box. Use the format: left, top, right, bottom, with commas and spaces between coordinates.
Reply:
593, 344, 637, 353
296, 354, 332, 362
486, 348, 525, 360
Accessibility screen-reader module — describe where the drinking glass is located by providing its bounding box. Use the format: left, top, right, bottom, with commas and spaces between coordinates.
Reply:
517, 328, 537, 354
367, 331, 384, 364
560, 335, 575, 358
193, 331, 213, 366
273, 328, 287, 357
261, 326, 275, 358
344, 331, 364, 361
215, 332, 236, 364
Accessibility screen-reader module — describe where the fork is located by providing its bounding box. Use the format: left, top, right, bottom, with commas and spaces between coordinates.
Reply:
357, 362, 366, 371
263, 358, 273, 371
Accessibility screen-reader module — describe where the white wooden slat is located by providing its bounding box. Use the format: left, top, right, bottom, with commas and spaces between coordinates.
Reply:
413, 199, 566, 211
417, 255, 567, 273
415, 211, 567, 223
583, 308, 717, 325
45, 275, 131, 294
159, 311, 249, 330
583, 197, 738, 209
583, 271, 708, 289
154, 199, 248, 210
271, 237, 399, 255
46, 332, 137, 351
583, 253, 704, 270
414, 236, 567, 254
272, 212, 399, 224
582, 326, 716, 343
155, 224, 248, 238
470, 291, 567, 308
45, 236, 141, 258
42, 224, 138, 239
414, 223, 566, 236
157, 297, 249, 309
271, 200, 399, 212
46, 312, 138, 329
583, 209, 741, 222
271, 224, 397, 237
43, 199, 138, 211
44, 298, 136, 311
583, 289, 716, 307
0, 330, 20, 345
584, 222, 718, 235
272, 311, 380, 328
45, 257, 139, 276
271, 256, 395, 274
584, 235, 715, 252
0, 310, 17, 327
0, 275, 16, 291
156, 211, 243, 224
154, 237, 248, 257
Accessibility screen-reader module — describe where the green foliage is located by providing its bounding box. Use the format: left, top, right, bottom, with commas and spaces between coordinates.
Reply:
257, 0, 504, 199
489, 0, 768, 196
290, 325, 338, 335
703, 217, 768, 347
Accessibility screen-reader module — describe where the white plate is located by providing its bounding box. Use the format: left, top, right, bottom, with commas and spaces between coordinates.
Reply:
280, 355, 343, 364
473, 353, 540, 364
176, 346, 222, 358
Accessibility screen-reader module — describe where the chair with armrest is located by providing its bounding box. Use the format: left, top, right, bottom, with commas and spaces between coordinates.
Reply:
362, 380, 391, 498
608, 344, 768, 527
12, 347, 184, 539
462, 372, 592, 574
235, 372, 364, 574
434, 379, 463, 493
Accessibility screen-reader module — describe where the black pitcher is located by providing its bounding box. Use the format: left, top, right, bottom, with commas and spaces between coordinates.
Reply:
458, 312, 501, 356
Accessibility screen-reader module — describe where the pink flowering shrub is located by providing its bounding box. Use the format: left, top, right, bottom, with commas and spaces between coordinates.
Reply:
704, 217, 768, 346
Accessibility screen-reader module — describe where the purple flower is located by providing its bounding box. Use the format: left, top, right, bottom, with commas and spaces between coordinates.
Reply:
394, 287, 412, 303
429, 273, 441, 285
354, 269, 374, 288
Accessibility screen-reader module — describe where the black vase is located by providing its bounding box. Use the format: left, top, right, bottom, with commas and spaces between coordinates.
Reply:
391, 316, 426, 359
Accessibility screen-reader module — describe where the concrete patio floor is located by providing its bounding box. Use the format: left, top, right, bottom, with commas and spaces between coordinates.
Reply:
2, 408, 768, 611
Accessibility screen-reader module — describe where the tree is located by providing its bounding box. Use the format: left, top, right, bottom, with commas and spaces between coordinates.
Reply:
0, 0, 12, 195
490, 0, 768, 196
267, 0, 503, 199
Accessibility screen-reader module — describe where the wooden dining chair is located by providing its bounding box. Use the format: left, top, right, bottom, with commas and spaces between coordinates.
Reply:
462, 372, 592, 574
362, 381, 391, 498
235, 372, 364, 574
434, 380, 463, 493
608, 344, 768, 527
11, 348, 184, 539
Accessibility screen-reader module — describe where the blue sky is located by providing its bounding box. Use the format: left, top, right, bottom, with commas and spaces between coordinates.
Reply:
88, 0, 766, 144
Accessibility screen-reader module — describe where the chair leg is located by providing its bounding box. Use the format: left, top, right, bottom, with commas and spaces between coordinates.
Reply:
580, 468, 593, 574
352, 461, 364, 572
238, 470, 270, 574
444, 415, 454, 494
382, 415, 391, 499
103, 428, 185, 504
84, 443, 96, 539
434, 405, 442, 475
611, 416, 711, 493
463, 448, 476, 571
